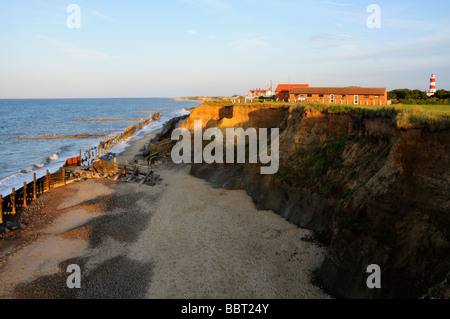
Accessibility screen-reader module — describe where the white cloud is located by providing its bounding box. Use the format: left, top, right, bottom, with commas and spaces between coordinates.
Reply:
187, 29, 197, 35
33, 35, 109, 59
309, 33, 354, 49
89, 10, 116, 22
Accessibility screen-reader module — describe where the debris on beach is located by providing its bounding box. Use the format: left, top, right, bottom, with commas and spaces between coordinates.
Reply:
91, 160, 162, 186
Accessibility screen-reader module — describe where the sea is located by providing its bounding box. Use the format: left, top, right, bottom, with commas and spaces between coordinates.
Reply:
0, 98, 201, 196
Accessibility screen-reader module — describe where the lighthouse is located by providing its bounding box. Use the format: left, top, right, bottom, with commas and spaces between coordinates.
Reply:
428, 73, 436, 96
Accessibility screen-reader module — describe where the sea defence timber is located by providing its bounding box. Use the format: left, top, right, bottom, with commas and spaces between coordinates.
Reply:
16, 113, 161, 140
1, 112, 162, 230
18, 134, 106, 140
74, 118, 144, 122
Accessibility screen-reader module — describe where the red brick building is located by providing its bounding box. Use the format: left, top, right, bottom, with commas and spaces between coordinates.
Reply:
289, 87, 388, 105
248, 88, 268, 97
275, 84, 309, 101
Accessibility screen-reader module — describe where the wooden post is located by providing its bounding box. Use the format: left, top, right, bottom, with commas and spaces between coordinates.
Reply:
62, 169, 66, 185
0, 195, 3, 224
33, 173, 37, 200
11, 188, 16, 215
88, 145, 90, 165
46, 170, 51, 191
79, 149, 82, 166
23, 182, 27, 207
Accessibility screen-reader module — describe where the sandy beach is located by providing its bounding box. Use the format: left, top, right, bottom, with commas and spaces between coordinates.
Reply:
0, 129, 330, 299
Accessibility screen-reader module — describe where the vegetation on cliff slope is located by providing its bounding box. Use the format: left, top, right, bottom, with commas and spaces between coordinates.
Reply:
204, 100, 450, 131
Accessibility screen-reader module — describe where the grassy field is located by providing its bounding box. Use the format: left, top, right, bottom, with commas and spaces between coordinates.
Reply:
394, 104, 450, 113
203, 100, 450, 130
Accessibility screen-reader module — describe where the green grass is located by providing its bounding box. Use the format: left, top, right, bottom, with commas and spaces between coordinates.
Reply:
202, 100, 450, 130
393, 104, 450, 113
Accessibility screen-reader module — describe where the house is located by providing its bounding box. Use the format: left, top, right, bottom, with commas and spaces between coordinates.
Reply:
275, 84, 310, 101
247, 88, 267, 97
289, 87, 388, 105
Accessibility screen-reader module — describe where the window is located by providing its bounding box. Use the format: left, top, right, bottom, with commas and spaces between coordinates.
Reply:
354, 95, 359, 105
307, 94, 312, 97
364, 95, 369, 98
319, 94, 324, 97
341, 95, 346, 98
375, 95, 380, 99
330, 94, 335, 103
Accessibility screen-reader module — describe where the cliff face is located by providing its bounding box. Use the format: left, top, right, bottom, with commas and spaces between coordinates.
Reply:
181, 103, 289, 130
182, 103, 450, 299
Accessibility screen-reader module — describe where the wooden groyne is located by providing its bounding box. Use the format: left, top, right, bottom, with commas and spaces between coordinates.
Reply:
0, 158, 161, 225
18, 134, 106, 140
1, 112, 163, 228
74, 118, 144, 122
0, 169, 67, 223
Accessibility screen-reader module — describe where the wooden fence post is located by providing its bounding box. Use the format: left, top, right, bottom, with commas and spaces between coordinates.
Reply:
11, 188, 16, 215
33, 173, 37, 200
88, 145, 90, 165
0, 195, 3, 225
23, 182, 27, 208
62, 169, 66, 185
79, 149, 82, 166
46, 170, 51, 191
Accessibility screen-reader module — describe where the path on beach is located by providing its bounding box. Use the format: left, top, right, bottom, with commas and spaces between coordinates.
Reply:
0, 162, 330, 299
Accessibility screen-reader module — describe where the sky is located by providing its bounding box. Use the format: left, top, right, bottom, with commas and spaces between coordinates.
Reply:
0, 0, 449, 98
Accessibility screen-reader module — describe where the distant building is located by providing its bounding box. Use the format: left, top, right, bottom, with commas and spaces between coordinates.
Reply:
289, 87, 388, 105
247, 88, 268, 97
427, 73, 436, 97
275, 84, 310, 101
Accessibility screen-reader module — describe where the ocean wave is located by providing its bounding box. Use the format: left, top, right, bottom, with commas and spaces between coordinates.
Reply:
177, 108, 191, 116
34, 163, 44, 168
47, 154, 59, 162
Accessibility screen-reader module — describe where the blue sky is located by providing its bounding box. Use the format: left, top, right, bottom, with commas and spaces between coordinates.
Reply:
0, 0, 449, 98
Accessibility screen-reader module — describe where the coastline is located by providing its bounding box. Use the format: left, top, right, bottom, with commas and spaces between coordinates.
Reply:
0, 118, 331, 299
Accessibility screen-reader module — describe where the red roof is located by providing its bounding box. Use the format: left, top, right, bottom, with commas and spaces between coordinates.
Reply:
290, 87, 386, 95
275, 84, 309, 93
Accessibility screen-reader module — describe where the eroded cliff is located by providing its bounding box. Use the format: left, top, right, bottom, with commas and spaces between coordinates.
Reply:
181, 103, 450, 299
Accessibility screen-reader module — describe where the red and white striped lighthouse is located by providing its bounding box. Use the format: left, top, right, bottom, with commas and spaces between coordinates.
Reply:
429, 73, 436, 94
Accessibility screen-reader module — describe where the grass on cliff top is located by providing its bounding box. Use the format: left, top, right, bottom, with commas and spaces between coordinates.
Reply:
204, 100, 450, 130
